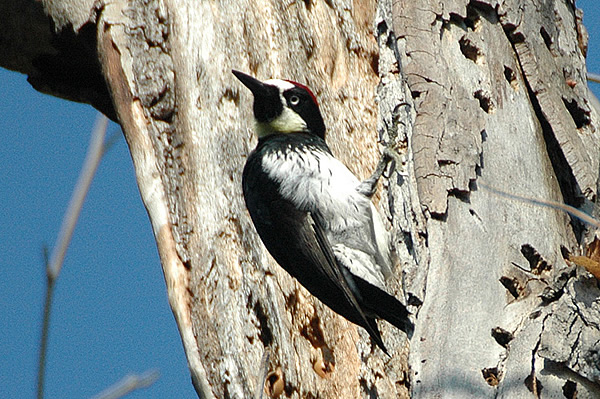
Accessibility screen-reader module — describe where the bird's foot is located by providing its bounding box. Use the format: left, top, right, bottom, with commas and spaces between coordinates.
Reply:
356, 147, 398, 198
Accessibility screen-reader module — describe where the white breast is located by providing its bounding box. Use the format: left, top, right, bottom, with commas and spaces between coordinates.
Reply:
262, 148, 392, 287
261, 149, 369, 228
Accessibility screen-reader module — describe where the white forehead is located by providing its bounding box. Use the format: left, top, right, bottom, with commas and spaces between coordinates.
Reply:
264, 79, 295, 91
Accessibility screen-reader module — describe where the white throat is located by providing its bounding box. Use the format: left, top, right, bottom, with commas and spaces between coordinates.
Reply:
255, 107, 307, 137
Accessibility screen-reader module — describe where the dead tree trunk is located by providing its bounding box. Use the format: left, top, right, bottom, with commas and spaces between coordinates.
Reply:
383, 0, 600, 397
2, 0, 599, 397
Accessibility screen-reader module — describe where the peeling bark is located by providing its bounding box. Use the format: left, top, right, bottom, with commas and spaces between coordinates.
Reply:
1, 0, 599, 397
387, 0, 600, 397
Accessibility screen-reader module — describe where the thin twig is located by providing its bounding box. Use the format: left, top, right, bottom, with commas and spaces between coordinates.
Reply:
102, 130, 121, 157
479, 183, 600, 229
588, 72, 600, 84
36, 249, 55, 399
90, 370, 160, 399
588, 82, 600, 124
47, 115, 108, 279
36, 115, 108, 399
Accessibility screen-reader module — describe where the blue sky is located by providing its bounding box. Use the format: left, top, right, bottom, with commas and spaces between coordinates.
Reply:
1, 3, 599, 398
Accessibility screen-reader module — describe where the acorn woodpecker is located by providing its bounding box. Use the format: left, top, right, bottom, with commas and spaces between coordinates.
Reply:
232, 70, 413, 354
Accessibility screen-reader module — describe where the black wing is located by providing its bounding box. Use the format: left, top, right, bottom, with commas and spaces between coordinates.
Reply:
243, 155, 389, 352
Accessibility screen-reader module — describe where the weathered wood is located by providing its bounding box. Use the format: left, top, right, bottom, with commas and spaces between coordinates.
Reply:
2, 0, 599, 397
387, 0, 600, 397
98, 0, 408, 397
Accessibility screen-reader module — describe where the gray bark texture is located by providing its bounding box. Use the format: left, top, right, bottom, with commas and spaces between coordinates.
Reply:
2, 0, 599, 397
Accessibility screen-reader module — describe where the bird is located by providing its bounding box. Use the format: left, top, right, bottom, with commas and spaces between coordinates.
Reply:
232, 70, 414, 354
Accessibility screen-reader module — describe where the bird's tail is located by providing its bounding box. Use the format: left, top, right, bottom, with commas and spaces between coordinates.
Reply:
356, 278, 414, 339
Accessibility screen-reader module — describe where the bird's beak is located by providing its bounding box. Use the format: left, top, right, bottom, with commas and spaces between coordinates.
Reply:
232, 70, 268, 98
232, 69, 284, 128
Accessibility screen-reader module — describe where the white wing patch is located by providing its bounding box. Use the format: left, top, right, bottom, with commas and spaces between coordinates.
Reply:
262, 148, 393, 285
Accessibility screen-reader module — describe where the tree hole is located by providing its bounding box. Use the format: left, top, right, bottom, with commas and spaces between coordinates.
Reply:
301, 315, 327, 348
491, 326, 513, 348
464, 6, 481, 31
503, 66, 518, 89
524, 374, 543, 395
540, 26, 553, 51
459, 35, 482, 63
562, 380, 577, 399
313, 347, 335, 378
482, 367, 500, 386
521, 244, 551, 274
253, 299, 274, 346
474, 89, 494, 113
500, 276, 522, 299
377, 20, 388, 37
562, 97, 590, 129
265, 367, 285, 398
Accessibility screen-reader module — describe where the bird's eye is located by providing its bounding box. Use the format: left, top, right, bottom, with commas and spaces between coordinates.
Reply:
290, 95, 300, 105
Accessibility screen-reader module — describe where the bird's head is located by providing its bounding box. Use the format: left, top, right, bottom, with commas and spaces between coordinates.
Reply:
232, 70, 326, 140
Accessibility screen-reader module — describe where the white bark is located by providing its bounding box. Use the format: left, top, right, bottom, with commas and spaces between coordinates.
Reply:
381, 0, 600, 397
1, 0, 599, 397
